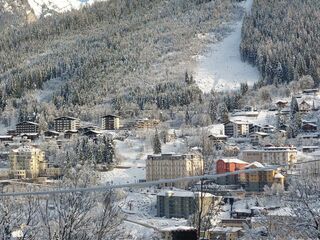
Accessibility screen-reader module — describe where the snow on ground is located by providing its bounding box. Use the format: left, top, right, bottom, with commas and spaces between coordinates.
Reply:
194, 0, 260, 93
230, 110, 277, 126
100, 135, 188, 185
99, 134, 190, 238
27, 0, 107, 17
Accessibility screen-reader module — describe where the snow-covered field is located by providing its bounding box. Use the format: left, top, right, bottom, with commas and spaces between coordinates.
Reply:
194, 0, 260, 93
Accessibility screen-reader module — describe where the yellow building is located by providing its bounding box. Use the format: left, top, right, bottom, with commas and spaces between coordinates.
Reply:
242, 146, 297, 165
9, 145, 45, 179
241, 162, 284, 192
146, 153, 204, 188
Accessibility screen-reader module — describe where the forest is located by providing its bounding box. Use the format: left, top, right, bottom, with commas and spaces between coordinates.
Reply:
0, 0, 240, 127
240, 0, 320, 87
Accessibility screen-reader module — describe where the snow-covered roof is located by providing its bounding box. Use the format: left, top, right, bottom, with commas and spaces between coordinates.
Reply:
245, 162, 264, 169
208, 226, 242, 233
268, 207, 294, 217
274, 172, 284, 179
157, 190, 194, 198
161, 226, 196, 232
218, 158, 248, 164
250, 132, 269, 136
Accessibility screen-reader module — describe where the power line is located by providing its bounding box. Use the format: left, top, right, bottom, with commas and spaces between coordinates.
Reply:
0, 166, 279, 197
2, 158, 319, 198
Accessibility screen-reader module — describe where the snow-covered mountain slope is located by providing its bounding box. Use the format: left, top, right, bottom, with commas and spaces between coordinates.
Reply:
27, 0, 106, 18
0, 0, 106, 20
194, 0, 260, 93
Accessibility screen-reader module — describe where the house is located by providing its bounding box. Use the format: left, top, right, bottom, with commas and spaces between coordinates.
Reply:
207, 227, 243, 240
216, 159, 248, 185
101, 115, 120, 130
302, 88, 320, 96
146, 153, 203, 188
161, 227, 197, 240
16, 121, 39, 134
241, 146, 297, 166
20, 133, 39, 141
0, 135, 13, 144
83, 129, 103, 139
135, 118, 160, 129
64, 130, 78, 139
302, 146, 319, 153
275, 100, 288, 109
54, 116, 80, 132
250, 132, 269, 146
301, 122, 318, 132
44, 130, 60, 138
240, 162, 284, 192
298, 99, 312, 113
224, 120, 251, 138
249, 124, 262, 134
261, 125, 276, 133
157, 190, 218, 219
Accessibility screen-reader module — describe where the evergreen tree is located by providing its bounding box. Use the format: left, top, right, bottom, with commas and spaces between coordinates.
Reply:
153, 129, 162, 154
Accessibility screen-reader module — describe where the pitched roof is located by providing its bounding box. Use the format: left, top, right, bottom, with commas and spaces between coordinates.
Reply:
218, 158, 248, 164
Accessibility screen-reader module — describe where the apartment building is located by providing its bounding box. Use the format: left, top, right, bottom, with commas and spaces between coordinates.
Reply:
242, 146, 297, 165
54, 116, 80, 132
135, 118, 160, 129
9, 145, 62, 179
146, 153, 203, 188
101, 115, 120, 130
216, 159, 248, 185
224, 120, 250, 138
240, 162, 284, 192
157, 190, 217, 219
9, 145, 46, 179
16, 121, 39, 134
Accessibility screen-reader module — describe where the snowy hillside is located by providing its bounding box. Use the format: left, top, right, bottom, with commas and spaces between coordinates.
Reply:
194, 0, 260, 93
27, 0, 106, 17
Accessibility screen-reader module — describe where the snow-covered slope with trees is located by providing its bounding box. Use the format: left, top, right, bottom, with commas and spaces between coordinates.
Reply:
195, 0, 260, 93
27, 0, 106, 17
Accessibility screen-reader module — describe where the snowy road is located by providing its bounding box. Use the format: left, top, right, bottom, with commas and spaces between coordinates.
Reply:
194, 0, 260, 93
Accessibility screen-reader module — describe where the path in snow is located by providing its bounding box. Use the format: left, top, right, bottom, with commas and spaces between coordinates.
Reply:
194, 0, 260, 93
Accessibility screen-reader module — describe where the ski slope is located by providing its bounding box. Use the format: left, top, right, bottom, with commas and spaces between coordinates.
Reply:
194, 0, 260, 93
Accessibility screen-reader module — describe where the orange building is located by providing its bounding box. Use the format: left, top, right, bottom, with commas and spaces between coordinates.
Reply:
216, 159, 248, 185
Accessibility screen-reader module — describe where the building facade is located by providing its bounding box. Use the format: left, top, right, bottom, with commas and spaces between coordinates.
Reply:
157, 190, 217, 219
241, 147, 297, 166
146, 153, 203, 188
54, 117, 80, 132
224, 120, 250, 138
101, 115, 120, 130
240, 162, 284, 192
216, 159, 248, 185
9, 145, 45, 179
16, 121, 39, 134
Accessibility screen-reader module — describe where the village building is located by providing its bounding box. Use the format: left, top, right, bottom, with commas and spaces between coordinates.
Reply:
0, 135, 13, 144
101, 115, 120, 130
146, 153, 203, 188
44, 130, 60, 139
240, 162, 284, 192
160, 226, 197, 240
54, 116, 80, 132
64, 130, 78, 139
9, 145, 45, 179
241, 146, 297, 166
16, 121, 39, 134
250, 132, 269, 146
301, 122, 318, 132
275, 100, 288, 109
207, 227, 243, 240
224, 120, 251, 138
302, 88, 320, 96
216, 159, 249, 185
157, 190, 218, 219
135, 118, 160, 129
